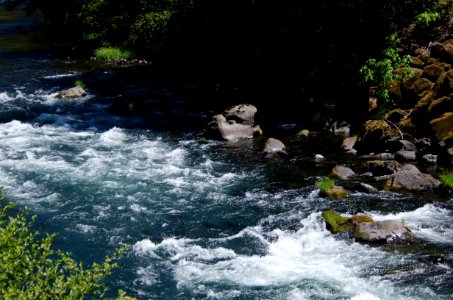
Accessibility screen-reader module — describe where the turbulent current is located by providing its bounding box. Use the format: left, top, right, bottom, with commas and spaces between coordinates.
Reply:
1, 19, 452, 300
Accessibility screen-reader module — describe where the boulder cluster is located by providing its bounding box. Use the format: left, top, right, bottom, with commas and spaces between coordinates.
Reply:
363, 38, 453, 167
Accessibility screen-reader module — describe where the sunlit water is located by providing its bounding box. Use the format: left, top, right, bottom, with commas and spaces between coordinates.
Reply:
0, 15, 452, 300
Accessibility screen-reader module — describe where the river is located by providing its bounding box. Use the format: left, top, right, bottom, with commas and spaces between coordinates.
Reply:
0, 10, 452, 300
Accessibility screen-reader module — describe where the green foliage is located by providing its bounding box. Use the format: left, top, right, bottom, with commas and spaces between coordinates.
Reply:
440, 172, 453, 188
0, 190, 130, 299
416, 11, 441, 28
316, 177, 336, 193
128, 10, 172, 55
74, 80, 86, 88
313, 101, 336, 130
415, 0, 452, 28
360, 34, 413, 110
95, 47, 133, 60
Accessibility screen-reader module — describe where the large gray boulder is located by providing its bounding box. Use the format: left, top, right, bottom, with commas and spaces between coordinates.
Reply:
385, 164, 441, 191
211, 114, 255, 141
223, 104, 257, 125
354, 220, 414, 243
204, 104, 261, 141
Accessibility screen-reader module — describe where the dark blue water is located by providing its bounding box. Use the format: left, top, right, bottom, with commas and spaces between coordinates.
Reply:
1, 11, 452, 300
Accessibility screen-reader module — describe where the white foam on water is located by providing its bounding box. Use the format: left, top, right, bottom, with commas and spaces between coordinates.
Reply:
0, 89, 67, 106
135, 266, 159, 286
133, 210, 442, 299
43, 72, 80, 79
350, 292, 382, 300
165, 148, 186, 166
205, 289, 242, 299
75, 224, 97, 233
130, 203, 148, 213
133, 239, 158, 256
99, 127, 128, 146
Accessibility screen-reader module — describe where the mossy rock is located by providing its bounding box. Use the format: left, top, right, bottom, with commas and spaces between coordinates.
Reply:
351, 214, 374, 224
322, 210, 353, 233
322, 211, 374, 234
430, 112, 453, 142
324, 186, 348, 198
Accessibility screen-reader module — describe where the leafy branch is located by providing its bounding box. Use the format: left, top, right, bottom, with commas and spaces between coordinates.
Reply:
359, 34, 414, 111
0, 189, 131, 299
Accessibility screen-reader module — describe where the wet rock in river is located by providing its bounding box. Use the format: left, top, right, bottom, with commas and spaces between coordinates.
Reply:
353, 220, 414, 244
223, 104, 257, 125
322, 210, 373, 234
341, 136, 357, 154
55, 86, 87, 99
323, 185, 348, 198
204, 104, 262, 141
263, 138, 286, 154
363, 160, 400, 176
385, 164, 441, 192
210, 114, 255, 141
354, 120, 401, 156
331, 165, 355, 180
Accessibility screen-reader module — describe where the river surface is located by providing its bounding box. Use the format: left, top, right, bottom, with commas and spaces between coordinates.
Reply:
1, 11, 453, 300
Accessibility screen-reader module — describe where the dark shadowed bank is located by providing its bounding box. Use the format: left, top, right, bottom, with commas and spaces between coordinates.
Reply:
22, 0, 451, 129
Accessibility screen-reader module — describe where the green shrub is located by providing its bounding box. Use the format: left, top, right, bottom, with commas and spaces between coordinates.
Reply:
316, 177, 336, 193
415, 0, 452, 28
0, 190, 130, 299
360, 34, 413, 111
440, 172, 453, 188
74, 80, 86, 88
94, 47, 133, 60
416, 11, 441, 28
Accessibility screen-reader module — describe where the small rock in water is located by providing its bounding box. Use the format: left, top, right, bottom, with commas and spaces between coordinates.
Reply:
263, 138, 286, 154
55, 86, 87, 99
297, 129, 310, 137
314, 154, 325, 162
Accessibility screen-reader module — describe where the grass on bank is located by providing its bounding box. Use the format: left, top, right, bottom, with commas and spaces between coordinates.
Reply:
94, 47, 133, 60
440, 172, 453, 188
316, 177, 336, 193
